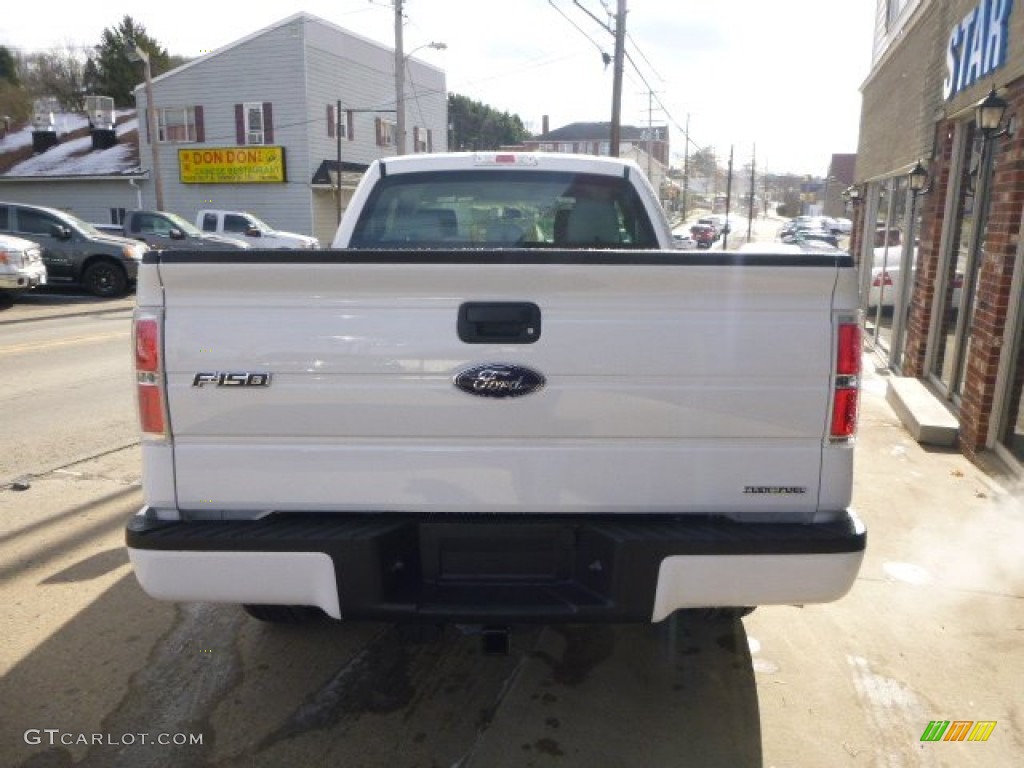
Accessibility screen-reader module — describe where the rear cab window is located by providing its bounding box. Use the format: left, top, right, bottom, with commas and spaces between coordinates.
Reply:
348, 170, 659, 249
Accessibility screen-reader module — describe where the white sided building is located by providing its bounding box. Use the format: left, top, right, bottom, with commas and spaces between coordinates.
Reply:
0, 13, 448, 247
135, 12, 447, 246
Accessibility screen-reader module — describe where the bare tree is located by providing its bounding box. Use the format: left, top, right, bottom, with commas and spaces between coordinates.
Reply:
19, 45, 89, 112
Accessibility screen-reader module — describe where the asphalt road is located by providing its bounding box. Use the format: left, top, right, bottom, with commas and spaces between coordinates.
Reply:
0, 289, 136, 485
0, 288, 1021, 767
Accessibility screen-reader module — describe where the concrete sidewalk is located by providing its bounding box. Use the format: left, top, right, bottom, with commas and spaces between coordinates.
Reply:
0, 289, 135, 324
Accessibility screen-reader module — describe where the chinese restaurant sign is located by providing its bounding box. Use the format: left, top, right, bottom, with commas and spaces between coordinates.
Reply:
179, 147, 287, 184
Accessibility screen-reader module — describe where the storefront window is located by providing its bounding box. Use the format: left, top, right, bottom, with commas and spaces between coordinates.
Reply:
998, 320, 1024, 464
868, 176, 908, 353
929, 121, 989, 403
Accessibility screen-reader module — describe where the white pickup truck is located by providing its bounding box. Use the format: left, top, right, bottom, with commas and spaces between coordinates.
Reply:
195, 209, 320, 249
127, 152, 865, 628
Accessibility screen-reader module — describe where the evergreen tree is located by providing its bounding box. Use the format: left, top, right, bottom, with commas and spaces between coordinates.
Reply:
0, 46, 20, 86
89, 16, 171, 107
447, 93, 530, 151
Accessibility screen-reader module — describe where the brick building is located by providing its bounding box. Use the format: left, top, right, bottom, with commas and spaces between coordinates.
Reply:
853, 0, 1024, 471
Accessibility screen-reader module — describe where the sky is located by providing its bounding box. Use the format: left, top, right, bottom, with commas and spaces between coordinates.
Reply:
0, 1, 877, 176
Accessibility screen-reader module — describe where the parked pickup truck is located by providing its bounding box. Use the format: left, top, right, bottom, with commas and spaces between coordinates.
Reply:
0, 233, 47, 298
0, 201, 146, 297
115, 210, 250, 251
195, 209, 319, 249
127, 152, 865, 630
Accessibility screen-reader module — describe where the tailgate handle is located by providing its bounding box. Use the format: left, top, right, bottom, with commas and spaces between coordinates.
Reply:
458, 302, 541, 344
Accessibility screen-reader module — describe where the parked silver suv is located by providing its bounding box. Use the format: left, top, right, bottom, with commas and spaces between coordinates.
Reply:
0, 202, 147, 297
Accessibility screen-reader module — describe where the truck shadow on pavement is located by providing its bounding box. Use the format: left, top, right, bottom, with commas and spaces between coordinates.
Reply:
4, 572, 762, 768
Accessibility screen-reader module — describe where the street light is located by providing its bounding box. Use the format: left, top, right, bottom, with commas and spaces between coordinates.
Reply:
908, 161, 930, 195
976, 86, 1010, 138
395, 41, 446, 155
126, 40, 164, 210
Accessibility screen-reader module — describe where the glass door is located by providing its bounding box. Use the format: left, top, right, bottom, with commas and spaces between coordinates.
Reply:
992, 198, 1024, 471
995, 290, 1024, 467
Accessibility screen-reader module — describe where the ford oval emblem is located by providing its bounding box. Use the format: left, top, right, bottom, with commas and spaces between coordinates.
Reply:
454, 363, 546, 399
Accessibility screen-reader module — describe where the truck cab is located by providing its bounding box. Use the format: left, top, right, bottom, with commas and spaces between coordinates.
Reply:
123, 210, 249, 252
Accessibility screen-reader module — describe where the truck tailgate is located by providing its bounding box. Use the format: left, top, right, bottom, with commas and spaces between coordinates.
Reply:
153, 251, 855, 518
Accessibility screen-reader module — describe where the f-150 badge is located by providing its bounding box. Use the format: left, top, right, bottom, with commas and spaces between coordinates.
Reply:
193, 372, 272, 387
454, 363, 545, 399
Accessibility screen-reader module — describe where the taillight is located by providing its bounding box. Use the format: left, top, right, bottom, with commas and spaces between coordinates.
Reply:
830, 321, 861, 440
134, 311, 168, 439
872, 272, 894, 287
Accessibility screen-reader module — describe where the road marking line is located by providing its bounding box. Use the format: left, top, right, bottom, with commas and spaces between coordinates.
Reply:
0, 330, 130, 356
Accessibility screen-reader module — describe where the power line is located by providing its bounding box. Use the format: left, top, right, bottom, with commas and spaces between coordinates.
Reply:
548, 0, 611, 66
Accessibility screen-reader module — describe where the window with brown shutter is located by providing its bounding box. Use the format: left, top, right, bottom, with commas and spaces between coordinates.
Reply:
262, 102, 273, 143
239, 103, 269, 145
195, 105, 204, 143
327, 104, 335, 138
375, 118, 394, 147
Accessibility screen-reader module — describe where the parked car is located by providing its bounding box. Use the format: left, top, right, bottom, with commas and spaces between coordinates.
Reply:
866, 243, 964, 310
117, 210, 250, 251
705, 214, 742, 236
834, 217, 853, 235
689, 223, 716, 249
672, 232, 697, 250
780, 216, 840, 238
0, 201, 147, 297
196, 210, 320, 249
788, 228, 840, 248
0, 233, 47, 298
696, 217, 722, 239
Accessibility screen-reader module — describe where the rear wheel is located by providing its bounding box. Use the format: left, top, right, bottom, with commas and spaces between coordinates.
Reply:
82, 259, 128, 298
242, 604, 326, 623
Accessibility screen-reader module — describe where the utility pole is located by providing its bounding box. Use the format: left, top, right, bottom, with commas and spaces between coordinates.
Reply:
645, 90, 654, 180
681, 113, 690, 221
609, 0, 626, 156
336, 100, 343, 224
394, 0, 406, 155
722, 145, 734, 250
747, 144, 756, 242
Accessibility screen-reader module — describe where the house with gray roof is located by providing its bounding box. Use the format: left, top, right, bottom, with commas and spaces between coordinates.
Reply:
0, 112, 148, 226
521, 120, 672, 207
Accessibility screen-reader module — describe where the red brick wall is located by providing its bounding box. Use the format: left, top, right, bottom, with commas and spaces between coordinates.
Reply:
903, 121, 956, 378
899, 78, 1024, 461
